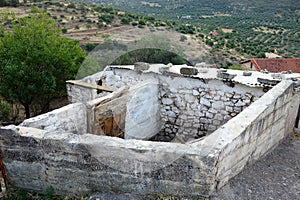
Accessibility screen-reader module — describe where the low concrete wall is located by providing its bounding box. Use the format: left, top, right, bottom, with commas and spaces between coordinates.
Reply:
192, 80, 297, 189
20, 103, 87, 134
0, 126, 216, 198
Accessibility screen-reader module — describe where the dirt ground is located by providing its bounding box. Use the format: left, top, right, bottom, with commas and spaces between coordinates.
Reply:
211, 134, 300, 200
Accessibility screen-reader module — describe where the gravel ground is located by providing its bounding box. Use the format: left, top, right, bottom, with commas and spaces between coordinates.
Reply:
211, 134, 300, 200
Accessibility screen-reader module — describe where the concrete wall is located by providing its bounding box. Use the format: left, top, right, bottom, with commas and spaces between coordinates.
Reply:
20, 103, 87, 134
125, 80, 160, 140
0, 126, 217, 198
67, 71, 109, 103
90, 80, 160, 140
191, 80, 298, 189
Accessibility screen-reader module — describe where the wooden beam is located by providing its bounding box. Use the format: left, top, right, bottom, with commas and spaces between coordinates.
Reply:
66, 80, 115, 92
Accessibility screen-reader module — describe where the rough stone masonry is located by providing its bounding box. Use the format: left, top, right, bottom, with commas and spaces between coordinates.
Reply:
0, 64, 299, 198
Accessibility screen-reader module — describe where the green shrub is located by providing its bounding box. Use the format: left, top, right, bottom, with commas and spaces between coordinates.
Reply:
61, 28, 67, 33
0, 100, 11, 122
229, 65, 243, 70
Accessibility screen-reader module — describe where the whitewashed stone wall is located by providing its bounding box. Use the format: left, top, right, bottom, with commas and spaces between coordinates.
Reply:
158, 78, 263, 142
98, 69, 265, 142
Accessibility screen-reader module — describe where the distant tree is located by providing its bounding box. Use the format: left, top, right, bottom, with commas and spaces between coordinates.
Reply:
67, 3, 76, 9
0, 12, 86, 118
61, 28, 67, 33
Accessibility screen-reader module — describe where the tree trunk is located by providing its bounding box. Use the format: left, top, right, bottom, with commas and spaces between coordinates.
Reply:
24, 104, 30, 119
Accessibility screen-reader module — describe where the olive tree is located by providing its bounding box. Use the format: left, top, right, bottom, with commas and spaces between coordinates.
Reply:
0, 13, 86, 118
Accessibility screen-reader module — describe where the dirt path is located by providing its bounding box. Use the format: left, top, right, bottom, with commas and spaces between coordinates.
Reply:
212, 134, 300, 200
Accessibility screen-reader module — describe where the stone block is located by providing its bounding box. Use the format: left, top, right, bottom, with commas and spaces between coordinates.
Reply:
166, 111, 176, 118
234, 107, 242, 113
162, 98, 174, 105
185, 94, 196, 103
134, 62, 150, 71
200, 98, 211, 107
212, 101, 224, 110
213, 120, 221, 126
235, 100, 246, 107
200, 118, 209, 124
192, 89, 200, 96
206, 112, 214, 119
214, 114, 224, 121
175, 99, 185, 108
180, 67, 198, 75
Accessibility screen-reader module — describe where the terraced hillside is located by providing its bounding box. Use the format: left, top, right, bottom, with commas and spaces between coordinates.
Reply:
79, 0, 300, 58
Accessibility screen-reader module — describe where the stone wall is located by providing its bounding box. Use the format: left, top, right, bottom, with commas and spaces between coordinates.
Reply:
20, 103, 87, 134
98, 68, 265, 142
158, 78, 263, 142
191, 80, 298, 189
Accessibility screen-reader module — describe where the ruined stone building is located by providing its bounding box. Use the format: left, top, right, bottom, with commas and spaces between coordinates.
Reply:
0, 63, 299, 198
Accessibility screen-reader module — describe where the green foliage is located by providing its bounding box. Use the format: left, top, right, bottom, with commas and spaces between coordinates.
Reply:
4, 188, 31, 200
98, 13, 114, 24
229, 65, 243, 70
93, 0, 300, 58
0, 12, 86, 118
85, 43, 98, 52
112, 48, 188, 65
0, 100, 11, 122
30, 6, 40, 13
61, 28, 67, 33
131, 21, 138, 26
0, 0, 19, 7
67, 2, 76, 9
44, 186, 55, 200
120, 17, 131, 24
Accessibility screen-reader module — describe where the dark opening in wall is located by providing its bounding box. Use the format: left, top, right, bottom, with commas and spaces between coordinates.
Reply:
97, 79, 103, 94
295, 104, 300, 128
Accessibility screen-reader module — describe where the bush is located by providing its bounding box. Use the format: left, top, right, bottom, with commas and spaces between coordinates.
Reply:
131, 21, 138, 26
61, 28, 67, 33
229, 65, 243, 70
0, 100, 11, 122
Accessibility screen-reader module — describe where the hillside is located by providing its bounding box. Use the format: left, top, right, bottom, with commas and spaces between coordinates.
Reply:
78, 0, 300, 59
2, 0, 239, 67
